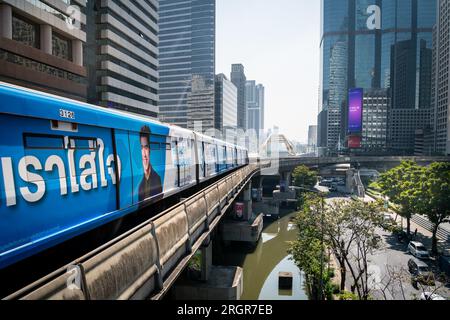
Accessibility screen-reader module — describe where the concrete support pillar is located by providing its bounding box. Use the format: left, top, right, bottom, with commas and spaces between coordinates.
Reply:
280, 172, 291, 192
72, 39, 83, 66
200, 238, 212, 282
242, 183, 252, 222
40, 25, 52, 55
0, 4, 12, 39
346, 169, 355, 194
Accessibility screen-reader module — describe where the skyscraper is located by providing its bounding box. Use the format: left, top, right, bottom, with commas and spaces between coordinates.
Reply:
432, 0, 450, 156
187, 74, 215, 132
246, 80, 265, 135
308, 125, 318, 146
319, 0, 437, 155
256, 84, 265, 131
85, 0, 159, 117
158, 0, 215, 128
215, 73, 237, 134
231, 64, 247, 131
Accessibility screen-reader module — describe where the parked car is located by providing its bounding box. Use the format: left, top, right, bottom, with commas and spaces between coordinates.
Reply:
381, 214, 396, 228
393, 226, 409, 243
320, 179, 333, 187
408, 241, 431, 260
408, 258, 435, 287
420, 292, 446, 300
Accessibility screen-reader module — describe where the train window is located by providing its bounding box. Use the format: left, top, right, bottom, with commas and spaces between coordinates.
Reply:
50, 120, 78, 132
164, 143, 171, 150
150, 142, 160, 150
24, 133, 65, 150
69, 137, 97, 150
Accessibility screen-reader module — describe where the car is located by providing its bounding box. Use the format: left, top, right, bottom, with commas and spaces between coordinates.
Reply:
319, 179, 332, 187
381, 214, 396, 228
420, 292, 446, 300
408, 241, 431, 259
408, 258, 435, 286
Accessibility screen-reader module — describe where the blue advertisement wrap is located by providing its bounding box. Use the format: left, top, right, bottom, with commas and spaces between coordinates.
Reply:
0, 115, 170, 267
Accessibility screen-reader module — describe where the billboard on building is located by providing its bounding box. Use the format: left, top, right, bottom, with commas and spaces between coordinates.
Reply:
348, 135, 362, 149
348, 88, 363, 134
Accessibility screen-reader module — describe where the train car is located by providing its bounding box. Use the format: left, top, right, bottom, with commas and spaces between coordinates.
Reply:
194, 132, 219, 182
0, 82, 247, 269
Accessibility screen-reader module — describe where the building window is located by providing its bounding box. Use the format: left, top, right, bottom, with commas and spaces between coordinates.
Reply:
12, 15, 39, 48
0, 49, 85, 84
52, 33, 72, 61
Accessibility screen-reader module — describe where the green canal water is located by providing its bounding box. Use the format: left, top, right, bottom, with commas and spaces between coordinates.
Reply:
214, 210, 309, 300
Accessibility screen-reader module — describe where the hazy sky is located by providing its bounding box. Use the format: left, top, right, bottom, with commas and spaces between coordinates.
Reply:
216, 0, 321, 143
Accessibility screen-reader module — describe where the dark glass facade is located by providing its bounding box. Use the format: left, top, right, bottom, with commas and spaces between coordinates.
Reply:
319, 0, 436, 152
158, 0, 216, 128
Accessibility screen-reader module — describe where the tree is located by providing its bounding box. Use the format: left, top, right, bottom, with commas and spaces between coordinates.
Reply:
288, 194, 328, 300
377, 161, 423, 236
414, 162, 450, 255
376, 265, 449, 300
290, 195, 384, 300
336, 199, 384, 300
292, 165, 317, 189
322, 199, 354, 291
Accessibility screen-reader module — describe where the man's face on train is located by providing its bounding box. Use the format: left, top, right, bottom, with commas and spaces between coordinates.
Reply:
140, 136, 150, 173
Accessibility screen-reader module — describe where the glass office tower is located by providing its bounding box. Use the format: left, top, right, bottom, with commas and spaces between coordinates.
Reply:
318, 0, 436, 154
158, 0, 215, 129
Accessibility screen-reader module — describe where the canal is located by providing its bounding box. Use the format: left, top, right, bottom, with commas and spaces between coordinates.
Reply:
214, 209, 309, 300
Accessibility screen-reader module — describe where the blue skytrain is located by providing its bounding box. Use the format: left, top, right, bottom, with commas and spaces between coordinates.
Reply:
0, 82, 248, 269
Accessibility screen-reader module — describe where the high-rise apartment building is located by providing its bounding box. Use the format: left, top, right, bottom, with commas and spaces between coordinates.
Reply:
231, 64, 247, 131
85, 0, 159, 117
0, 0, 86, 101
158, 0, 215, 128
432, 0, 450, 155
319, 0, 437, 155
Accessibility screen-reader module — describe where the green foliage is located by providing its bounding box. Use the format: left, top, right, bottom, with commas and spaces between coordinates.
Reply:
377, 161, 450, 254
377, 161, 423, 234
337, 291, 359, 300
292, 165, 317, 189
188, 250, 202, 271
290, 194, 386, 300
413, 162, 450, 254
288, 194, 327, 299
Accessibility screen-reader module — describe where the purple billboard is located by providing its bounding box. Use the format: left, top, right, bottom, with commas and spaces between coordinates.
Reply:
348, 88, 363, 133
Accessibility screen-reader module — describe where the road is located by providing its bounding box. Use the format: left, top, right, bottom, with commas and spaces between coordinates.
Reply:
322, 190, 450, 300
